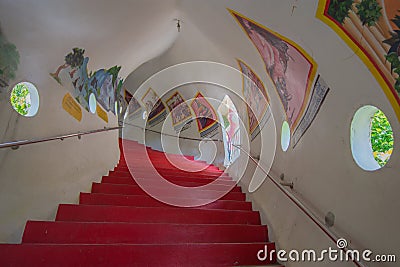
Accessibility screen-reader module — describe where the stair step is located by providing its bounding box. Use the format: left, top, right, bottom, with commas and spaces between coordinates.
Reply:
110, 170, 231, 180
56, 204, 261, 224
23, 221, 268, 244
79, 193, 252, 211
101, 176, 241, 191
1, 138, 281, 267
0, 243, 277, 266
103, 175, 236, 187
115, 165, 223, 172
91, 183, 245, 201
116, 165, 222, 174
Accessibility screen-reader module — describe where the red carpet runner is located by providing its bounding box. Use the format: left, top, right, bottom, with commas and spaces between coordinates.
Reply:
0, 139, 283, 266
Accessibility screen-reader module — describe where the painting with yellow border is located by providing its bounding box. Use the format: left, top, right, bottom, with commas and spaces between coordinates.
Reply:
237, 59, 271, 140
229, 9, 318, 130
141, 87, 167, 127
316, 0, 400, 121
165, 91, 193, 132
191, 92, 219, 137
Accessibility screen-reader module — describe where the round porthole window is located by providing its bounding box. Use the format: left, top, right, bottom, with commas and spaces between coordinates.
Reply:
281, 120, 290, 152
10, 82, 39, 117
89, 93, 97, 114
351, 106, 394, 171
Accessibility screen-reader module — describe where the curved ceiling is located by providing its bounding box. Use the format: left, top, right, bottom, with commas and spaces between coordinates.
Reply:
0, 0, 180, 82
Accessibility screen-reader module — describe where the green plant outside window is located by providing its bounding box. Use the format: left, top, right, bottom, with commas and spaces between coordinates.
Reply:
11, 83, 31, 115
370, 110, 394, 167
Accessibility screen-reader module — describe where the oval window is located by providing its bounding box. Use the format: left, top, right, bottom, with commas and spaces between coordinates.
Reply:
89, 93, 97, 114
281, 121, 290, 152
10, 82, 39, 117
351, 106, 394, 171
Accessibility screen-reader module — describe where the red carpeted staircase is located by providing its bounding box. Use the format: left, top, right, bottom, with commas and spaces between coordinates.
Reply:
0, 139, 283, 266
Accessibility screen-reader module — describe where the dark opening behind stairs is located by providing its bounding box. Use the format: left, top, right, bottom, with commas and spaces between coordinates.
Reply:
0, 139, 283, 267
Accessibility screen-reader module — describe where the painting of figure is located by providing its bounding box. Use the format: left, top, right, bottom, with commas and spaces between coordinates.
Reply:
166, 92, 192, 126
190, 92, 219, 137
96, 73, 115, 112
230, 9, 317, 130
238, 59, 270, 138
141, 87, 166, 125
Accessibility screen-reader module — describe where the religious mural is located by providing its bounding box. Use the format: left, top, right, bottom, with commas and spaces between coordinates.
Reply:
165, 91, 193, 132
141, 87, 167, 127
230, 9, 318, 130
190, 92, 219, 137
238, 59, 271, 140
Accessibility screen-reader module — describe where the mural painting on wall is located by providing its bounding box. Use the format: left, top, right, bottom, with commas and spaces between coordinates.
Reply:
165, 91, 193, 133
292, 75, 330, 147
217, 95, 241, 166
190, 92, 219, 138
50, 48, 123, 118
230, 9, 318, 130
237, 59, 271, 140
115, 89, 129, 121
126, 95, 143, 121
316, 0, 400, 120
141, 87, 166, 127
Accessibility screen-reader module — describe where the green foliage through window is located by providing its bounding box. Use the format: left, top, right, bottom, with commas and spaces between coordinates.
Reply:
11, 83, 31, 115
370, 110, 393, 166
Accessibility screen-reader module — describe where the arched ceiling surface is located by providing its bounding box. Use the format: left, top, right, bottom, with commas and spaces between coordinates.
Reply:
0, 0, 180, 83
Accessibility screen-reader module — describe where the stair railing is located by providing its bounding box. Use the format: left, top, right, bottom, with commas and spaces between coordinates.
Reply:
231, 143, 368, 267
0, 126, 122, 150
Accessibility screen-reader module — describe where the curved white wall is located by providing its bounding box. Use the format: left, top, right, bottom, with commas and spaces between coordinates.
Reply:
0, 79, 120, 242
123, 1, 399, 266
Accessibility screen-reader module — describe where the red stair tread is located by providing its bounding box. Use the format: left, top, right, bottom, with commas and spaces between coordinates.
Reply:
101, 176, 241, 191
91, 182, 246, 201
0, 138, 282, 267
103, 175, 237, 187
0, 243, 278, 266
79, 193, 252, 211
22, 221, 268, 244
111, 169, 230, 179
55, 204, 261, 225
108, 171, 232, 183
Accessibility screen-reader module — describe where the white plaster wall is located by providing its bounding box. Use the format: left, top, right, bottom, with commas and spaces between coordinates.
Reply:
0, 76, 120, 243
123, 1, 399, 266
